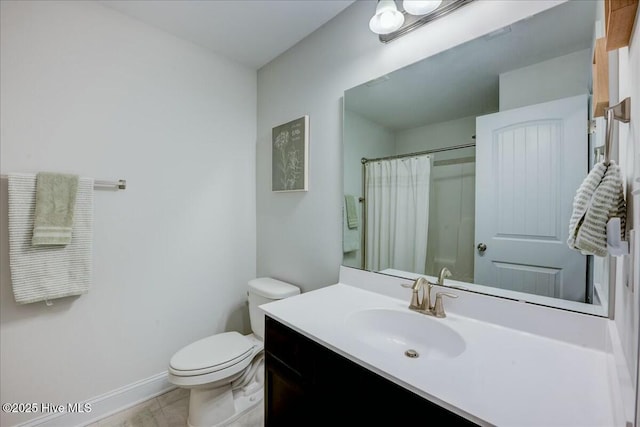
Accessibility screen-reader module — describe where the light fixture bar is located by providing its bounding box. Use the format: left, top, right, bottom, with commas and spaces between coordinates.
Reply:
379, 0, 474, 43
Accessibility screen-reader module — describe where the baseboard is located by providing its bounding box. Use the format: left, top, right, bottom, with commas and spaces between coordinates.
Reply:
15, 372, 175, 427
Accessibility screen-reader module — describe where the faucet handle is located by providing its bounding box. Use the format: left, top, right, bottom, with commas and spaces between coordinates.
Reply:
401, 282, 421, 309
436, 292, 457, 299
433, 292, 458, 318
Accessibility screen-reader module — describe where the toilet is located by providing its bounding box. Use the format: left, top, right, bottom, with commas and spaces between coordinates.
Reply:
168, 277, 300, 427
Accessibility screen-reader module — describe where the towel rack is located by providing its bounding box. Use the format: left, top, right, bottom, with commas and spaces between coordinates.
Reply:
602, 97, 631, 256
94, 179, 127, 190
1, 175, 126, 191
604, 97, 631, 163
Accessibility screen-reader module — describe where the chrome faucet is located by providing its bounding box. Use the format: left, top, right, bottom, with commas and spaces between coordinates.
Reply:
401, 276, 457, 318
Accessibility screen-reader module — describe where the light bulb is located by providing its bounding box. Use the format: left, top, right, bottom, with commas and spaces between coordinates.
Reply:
369, 0, 405, 35
380, 11, 397, 28
402, 0, 442, 15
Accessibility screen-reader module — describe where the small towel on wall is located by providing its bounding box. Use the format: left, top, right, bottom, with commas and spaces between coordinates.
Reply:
343, 199, 360, 253
345, 195, 359, 229
567, 161, 626, 257
32, 172, 79, 246
8, 174, 94, 304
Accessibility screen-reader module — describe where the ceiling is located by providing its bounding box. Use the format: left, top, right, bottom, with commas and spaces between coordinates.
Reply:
345, 0, 597, 130
99, 0, 356, 69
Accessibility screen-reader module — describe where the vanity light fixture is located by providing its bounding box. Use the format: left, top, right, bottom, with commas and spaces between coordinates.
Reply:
371, 0, 474, 43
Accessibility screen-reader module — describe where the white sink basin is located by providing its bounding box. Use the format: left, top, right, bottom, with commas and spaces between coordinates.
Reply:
345, 308, 466, 359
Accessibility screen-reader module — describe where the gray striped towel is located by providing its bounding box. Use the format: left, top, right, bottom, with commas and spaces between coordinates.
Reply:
567, 161, 626, 257
8, 174, 93, 304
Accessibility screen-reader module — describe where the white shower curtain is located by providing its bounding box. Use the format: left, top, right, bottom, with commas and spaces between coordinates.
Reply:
365, 155, 432, 274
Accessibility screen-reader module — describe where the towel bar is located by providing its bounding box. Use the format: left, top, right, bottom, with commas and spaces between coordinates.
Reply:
1, 175, 126, 191
604, 97, 631, 163
94, 179, 126, 190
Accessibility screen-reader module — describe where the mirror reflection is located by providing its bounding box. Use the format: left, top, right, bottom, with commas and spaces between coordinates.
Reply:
343, 0, 609, 316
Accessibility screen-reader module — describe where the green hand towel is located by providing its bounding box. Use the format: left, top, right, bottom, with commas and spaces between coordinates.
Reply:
32, 172, 79, 246
345, 195, 359, 229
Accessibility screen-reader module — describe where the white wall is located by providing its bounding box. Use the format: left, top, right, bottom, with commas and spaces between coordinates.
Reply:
614, 4, 640, 406
499, 49, 592, 110
256, 0, 567, 291
342, 110, 395, 269
395, 115, 476, 156
0, 2, 256, 425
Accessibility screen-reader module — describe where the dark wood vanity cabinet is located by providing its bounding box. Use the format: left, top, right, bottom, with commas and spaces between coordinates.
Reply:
264, 316, 477, 427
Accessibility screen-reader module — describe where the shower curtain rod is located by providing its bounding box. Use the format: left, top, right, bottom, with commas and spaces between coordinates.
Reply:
361, 142, 476, 164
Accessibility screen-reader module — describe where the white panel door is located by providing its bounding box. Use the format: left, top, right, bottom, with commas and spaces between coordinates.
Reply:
475, 95, 587, 301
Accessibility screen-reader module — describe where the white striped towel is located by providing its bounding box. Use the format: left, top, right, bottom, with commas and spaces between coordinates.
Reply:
567, 161, 626, 257
8, 173, 94, 304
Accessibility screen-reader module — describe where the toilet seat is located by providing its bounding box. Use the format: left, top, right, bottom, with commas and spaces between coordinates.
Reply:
168, 332, 263, 388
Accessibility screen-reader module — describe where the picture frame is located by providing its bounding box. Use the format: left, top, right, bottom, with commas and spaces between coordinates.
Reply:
272, 115, 309, 192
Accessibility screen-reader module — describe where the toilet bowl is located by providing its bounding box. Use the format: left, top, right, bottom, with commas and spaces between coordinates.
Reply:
168, 278, 300, 427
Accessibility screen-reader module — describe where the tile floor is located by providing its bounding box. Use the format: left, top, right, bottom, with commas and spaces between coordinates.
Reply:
88, 388, 264, 427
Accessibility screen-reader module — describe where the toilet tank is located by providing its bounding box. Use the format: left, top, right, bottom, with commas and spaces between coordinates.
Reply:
248, 277, 300, 339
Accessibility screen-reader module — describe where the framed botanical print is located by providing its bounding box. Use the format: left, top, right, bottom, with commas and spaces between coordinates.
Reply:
272, 115, 309, 192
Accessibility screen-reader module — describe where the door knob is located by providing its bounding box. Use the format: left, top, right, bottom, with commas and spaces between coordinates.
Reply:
477, 243, 487, 254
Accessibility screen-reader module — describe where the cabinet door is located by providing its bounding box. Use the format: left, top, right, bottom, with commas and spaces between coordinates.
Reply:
264, 352, 312, 427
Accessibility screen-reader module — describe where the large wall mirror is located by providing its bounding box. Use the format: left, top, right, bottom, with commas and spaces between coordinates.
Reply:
343, 0, 612, 317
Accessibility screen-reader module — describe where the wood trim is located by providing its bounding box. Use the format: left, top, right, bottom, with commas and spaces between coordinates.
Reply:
605, 0, 639, 50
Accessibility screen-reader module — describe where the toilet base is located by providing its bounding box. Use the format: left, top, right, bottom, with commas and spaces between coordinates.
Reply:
186, 382, 263, 427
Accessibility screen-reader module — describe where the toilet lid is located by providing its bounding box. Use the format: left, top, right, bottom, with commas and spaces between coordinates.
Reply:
170, 332, 254, 374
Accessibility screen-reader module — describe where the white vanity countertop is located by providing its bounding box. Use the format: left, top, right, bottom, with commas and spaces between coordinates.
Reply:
261, 283, 618, 427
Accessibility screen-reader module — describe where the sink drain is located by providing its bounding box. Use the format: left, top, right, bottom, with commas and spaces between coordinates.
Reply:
404, 349, 419, 358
